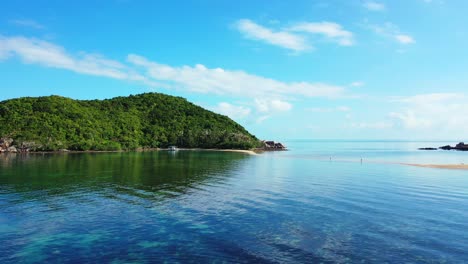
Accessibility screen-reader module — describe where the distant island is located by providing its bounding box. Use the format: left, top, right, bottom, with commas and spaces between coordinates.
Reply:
0, 93, 286, 152
419, 142, 468, 151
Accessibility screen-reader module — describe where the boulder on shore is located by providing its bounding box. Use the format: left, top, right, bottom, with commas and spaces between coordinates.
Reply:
0, 138, 14, 149
7, 146, 17, 153
262, 140, 287, 151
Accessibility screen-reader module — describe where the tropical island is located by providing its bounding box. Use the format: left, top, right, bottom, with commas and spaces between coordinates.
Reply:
0, 93, 285, 153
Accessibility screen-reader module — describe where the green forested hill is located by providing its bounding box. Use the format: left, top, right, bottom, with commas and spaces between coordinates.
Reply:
0, 93, 261, 151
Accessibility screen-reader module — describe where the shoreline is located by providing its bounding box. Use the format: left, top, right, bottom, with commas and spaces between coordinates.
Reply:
4, 149, 467, 169
174, 148, 260, 155
1, 148, 261, 156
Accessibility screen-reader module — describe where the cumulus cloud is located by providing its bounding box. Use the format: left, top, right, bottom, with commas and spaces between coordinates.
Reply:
289, 22, 354, 46
235, 19, 309, 52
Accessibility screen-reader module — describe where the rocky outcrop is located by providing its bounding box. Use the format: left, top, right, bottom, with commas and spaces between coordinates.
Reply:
7, 146, 17, 153
261, 140, 287, 151
0, 138, 13, 153
0, 138, 39, 153
438, 142, 468, 151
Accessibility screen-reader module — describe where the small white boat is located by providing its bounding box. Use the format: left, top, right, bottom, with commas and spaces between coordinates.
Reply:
168, 146, 178, 151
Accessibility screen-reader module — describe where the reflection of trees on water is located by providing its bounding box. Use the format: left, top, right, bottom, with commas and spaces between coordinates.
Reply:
0, 151, 251, 202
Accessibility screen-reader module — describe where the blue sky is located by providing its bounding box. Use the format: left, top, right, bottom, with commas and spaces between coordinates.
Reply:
1, 0, 468, 140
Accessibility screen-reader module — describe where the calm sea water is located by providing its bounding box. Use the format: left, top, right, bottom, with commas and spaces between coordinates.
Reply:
1, 141, 467, 263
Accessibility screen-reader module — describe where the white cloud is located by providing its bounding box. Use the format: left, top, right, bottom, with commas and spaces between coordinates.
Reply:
9, 19, 45, 29
0, 35, 346, 102
350, 121, 393, 129
395, 34, 415, 44
367, 22, 415, 45
235, 19, 310, 51
388, 111, 432, 129
210, 99, 291, 122
350, 81, 365, 87
0, 35, 151, 82
235, 19, 355, 51
289, 22, 354, 46
389, 93, 468, 134
255, 99, 292, 113
128, 54, 345, 99
363, 1, 386, 11
256, 115, 270, 124
213, 102, 251, 120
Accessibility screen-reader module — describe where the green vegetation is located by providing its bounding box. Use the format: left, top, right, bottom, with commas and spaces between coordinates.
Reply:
0, 93, 262, 151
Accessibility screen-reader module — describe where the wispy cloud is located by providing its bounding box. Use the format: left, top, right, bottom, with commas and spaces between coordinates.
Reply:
394, 34, 415, 44
127, 54, 345, 99
350, 121, 393, 129
389, 93, 468, 130
363, 1, 386, 11
350, 81, 365, 87
211, 99, 293, 122
307, 106, 351, 113
289, 22, 354, 46
235, 19, 355, 52
255, 99, 292, 113
235, 19, 309, 52
9, 19, 45, 29
0, 35, 150, 82
386, 93, 468, 139
213, 102, 251, 120
367, 22, 415, 45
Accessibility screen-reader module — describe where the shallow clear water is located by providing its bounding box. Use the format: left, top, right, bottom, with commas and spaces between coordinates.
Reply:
1, 141, 468, 263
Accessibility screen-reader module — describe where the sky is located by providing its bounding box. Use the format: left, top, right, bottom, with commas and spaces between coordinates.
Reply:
1, 0, 468, 141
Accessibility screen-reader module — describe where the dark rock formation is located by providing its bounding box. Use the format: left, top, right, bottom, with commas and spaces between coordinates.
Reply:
438, 142, 468, 151
418, 147, 437, 150
261, 140, 287, 151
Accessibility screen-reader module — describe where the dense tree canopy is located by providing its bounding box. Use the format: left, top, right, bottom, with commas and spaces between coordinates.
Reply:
0, 93, 261, 151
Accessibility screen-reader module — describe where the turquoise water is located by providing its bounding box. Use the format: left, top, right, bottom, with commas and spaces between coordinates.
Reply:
1, 141, 468, 263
